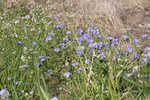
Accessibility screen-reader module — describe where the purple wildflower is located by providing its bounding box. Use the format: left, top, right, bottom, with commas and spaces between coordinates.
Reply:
133, 52, 138, 60
116, 51, 122, 58
95, 29, 99, 32
54, 48, 60, 52
53, 16, 57, 21
133, 39, 138, 46
46, 70, 53, 76
20, 64, 29, 70
87, 27, 93, 33
77, 67, 84, 74
67, 31, 71, 35
132, 67, 138, 74
128, 47, 133, 53
59, 43, 65, 48
122, 35, 128, 40
82, 33, 87, 39
76, 50, 82, 56
75, 62, 79, 65
55, 25, 59, 29
0, 89, 10, 100
101, 52, 106, 59
92, 30, 96, 37
94, 42, 98, 48
123, 73, 132, 78
65, 62, 69, 66
112, 38, 118, 45
144, 47, 150, 52
87, 33, 92, 39
32, 41, 37, 46
87, 39, 94, 46
39, 56, 46, 62
112, 38, 119, 47
97, 33, 102, 39
59, 23, 65, 29
16, 81, 19, 85
85, 59, 91, 64
89, 47, 94, 53
141, 34, 148, 39
67, 40, 71, 45
77, 29, 83, 35
89, 42, 98, 48
51, 96, 58, 100
17, 41, 22, 45
143, 58, 148, 64
45, 36, 52, 43
72, 62, 79, 67
38, 30, 41, 34
90, 24, 94, 28
105, 42, 109, 47
123, 50, 128, 55
76, 46, 84, 56
78, 46, 84, 50
64, 72, 71, 78
146, 52, 150, 58
106, 37, 113, 41
36, 62, 40, 67
63, 36, 69, 41
49, 32, 55, 36
72, 63, 76, 67
8, 77, 12, 81
97, 42, 103, 50
77, 37, 85, 44
95, 29, 100, 34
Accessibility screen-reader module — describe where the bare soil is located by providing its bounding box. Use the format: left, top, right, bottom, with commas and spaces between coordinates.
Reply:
3, 0, 150, 46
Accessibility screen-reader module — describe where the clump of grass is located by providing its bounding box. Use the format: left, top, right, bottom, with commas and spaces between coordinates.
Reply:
0, 7, 150, 100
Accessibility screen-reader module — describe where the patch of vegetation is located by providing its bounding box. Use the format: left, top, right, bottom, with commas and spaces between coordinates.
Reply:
0, 7, 150, 100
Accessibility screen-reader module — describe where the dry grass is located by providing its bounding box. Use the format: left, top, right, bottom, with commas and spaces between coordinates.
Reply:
2, 0, 150, 36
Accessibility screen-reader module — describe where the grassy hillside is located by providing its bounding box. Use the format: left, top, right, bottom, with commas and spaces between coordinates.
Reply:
0, 1, 150, 100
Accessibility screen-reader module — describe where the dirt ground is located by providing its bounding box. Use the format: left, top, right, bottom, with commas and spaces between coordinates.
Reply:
59, 0, 150, 37
3, 0, 150, 46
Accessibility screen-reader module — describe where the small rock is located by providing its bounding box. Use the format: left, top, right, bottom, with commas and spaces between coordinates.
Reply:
147, 24, 150, 29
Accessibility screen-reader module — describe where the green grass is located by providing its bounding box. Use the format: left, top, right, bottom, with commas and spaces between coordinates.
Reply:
0, 7, 150, 100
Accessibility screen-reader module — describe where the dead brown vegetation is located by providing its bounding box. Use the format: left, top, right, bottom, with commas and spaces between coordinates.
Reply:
2, 0, 150, 39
